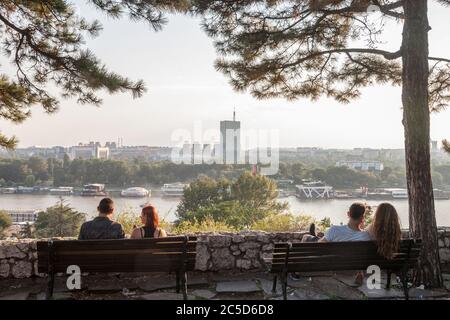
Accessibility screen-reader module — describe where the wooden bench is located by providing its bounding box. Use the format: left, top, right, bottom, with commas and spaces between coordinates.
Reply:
269, 239, 421, 300
37, 236, 197, 300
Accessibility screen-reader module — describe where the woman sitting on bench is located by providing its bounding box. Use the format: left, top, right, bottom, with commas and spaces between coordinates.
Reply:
130, 205, 168, 239
365, 202, 402, 259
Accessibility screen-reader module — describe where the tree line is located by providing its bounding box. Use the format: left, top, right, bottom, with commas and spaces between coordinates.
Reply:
2, 156, 450, 189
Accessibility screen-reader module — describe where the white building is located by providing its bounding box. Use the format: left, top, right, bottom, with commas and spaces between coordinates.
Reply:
336, 160, 384, 171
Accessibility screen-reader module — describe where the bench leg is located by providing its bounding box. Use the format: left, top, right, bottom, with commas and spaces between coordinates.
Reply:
176, 272, 180, 294
400, 270, 409, 300
272, 275, 277, 293
281, 272, 287, 300
386, 270, 392, 290
181, 271, 188, 300
46, 272, 55, 300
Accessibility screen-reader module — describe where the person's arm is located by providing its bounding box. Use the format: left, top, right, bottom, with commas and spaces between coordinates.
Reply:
158, 228, 168, 238
130, 228, 142, 239
318, 236, 328, 242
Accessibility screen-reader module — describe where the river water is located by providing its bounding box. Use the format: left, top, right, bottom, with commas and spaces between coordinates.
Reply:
1, 194, 449, 228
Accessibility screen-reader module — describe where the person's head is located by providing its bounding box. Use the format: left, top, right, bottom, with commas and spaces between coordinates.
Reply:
347, 202, 367, 225
97, 198, 114, 216
141, 205, 159, 229
373, 203, 401, 259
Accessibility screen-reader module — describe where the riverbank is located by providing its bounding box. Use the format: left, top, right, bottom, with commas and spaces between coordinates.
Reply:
2, 194, 450, 227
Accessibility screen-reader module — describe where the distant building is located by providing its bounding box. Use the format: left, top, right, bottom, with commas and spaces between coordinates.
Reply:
220, 110, 241, 164
6, 209, 40, 225
96, 146, 110, 160
431, 140, 438, 151
335, 160, 384, 171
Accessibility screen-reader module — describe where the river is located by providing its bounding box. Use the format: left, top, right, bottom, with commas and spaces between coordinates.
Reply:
1, 194, 449, 228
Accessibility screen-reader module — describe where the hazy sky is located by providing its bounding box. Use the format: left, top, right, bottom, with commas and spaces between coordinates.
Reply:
1, 1, 450, 149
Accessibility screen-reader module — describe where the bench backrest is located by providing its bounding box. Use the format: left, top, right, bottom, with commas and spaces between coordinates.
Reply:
270, 239, 421, 273
37, 236, 197, 274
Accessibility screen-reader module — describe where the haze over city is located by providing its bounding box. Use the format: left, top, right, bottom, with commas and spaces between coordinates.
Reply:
0, 1, 449, 149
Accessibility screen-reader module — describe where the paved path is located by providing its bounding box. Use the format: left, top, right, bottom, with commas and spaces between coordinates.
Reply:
1, 271, 449, 300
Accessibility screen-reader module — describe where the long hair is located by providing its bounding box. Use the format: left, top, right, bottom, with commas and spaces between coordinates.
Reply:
372, 203, 402, 259
142, 205, 159, 229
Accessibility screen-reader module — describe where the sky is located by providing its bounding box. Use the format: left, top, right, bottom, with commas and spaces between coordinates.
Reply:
0, 1, 450, 149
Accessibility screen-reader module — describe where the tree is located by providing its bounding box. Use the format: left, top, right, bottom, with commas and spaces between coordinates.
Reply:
176, 175, 232, 219
193, 0, 449, 288
176, 172, 288, 228
34, 199, 85, 238
0, 0, 189, 149
0, 210, 13, 238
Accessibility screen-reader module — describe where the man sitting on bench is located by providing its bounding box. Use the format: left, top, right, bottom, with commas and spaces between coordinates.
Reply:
302, 202, 371, 243
295, 202, 371, 283
78, 198, 125, 240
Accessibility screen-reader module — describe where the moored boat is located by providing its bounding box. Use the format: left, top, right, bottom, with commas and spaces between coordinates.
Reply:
121, 187, 150, 198
81, 184, 107, 196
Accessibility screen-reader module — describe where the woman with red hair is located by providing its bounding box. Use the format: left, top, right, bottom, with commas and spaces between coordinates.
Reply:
131, 205, 167, 239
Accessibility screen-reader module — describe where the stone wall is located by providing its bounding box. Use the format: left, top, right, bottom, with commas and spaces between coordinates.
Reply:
1, 229, 450, 279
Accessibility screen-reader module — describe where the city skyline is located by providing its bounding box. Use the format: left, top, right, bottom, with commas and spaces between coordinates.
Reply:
0, 1, 449, 149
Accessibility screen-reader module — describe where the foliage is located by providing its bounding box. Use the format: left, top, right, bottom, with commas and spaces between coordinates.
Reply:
171, 216, 238, 234
176, 172, 288, 228
0, 0, 191, 149
34, 199, 86, 238
0, 210, 12, 238
252, 213, 315, 232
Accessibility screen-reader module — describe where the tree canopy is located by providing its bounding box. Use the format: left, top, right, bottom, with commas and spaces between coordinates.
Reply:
190, 0, 450, 287
0, 0, 189, 149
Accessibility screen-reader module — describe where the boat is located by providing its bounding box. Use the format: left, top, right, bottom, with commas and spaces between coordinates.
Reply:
434, 189, 450, 200
121, 187, 150, 198
49, 187, 74, 195
16, 186, 35, 194
295, 180, 333, 199
161, 183, 188, 197
387, 188, 408, 199
0, 187, 17, 194
81, 184, 107, 196
334, 191, 353, 199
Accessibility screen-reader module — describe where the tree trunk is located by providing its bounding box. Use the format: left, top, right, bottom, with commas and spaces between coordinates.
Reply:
402, 0, 443, 288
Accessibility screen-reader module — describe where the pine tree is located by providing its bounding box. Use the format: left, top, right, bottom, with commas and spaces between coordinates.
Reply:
0, 0, 189, 149
192, 0, 450, 287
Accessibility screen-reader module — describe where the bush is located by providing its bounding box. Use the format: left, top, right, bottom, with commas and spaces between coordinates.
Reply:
34, 200, 86, 238
171, 216, 238, 234
0, 210, 13, 238
251, 213, 315, 232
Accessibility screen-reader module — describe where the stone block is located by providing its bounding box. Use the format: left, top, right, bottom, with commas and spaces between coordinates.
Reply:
11, 261, 33, 278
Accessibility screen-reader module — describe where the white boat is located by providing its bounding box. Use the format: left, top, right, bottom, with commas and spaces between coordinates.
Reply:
1, 187, 17, 194
388, 188, 408, 199
161, 183, 188, 197
49, 187, 74, 195
81, 184, 107, 196
121, 187, 150, 198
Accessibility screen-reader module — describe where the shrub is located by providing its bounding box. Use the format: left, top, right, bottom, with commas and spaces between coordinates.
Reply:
0, 210, 13, 239
171, 216, 238, 234
34, 200, 86, 238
